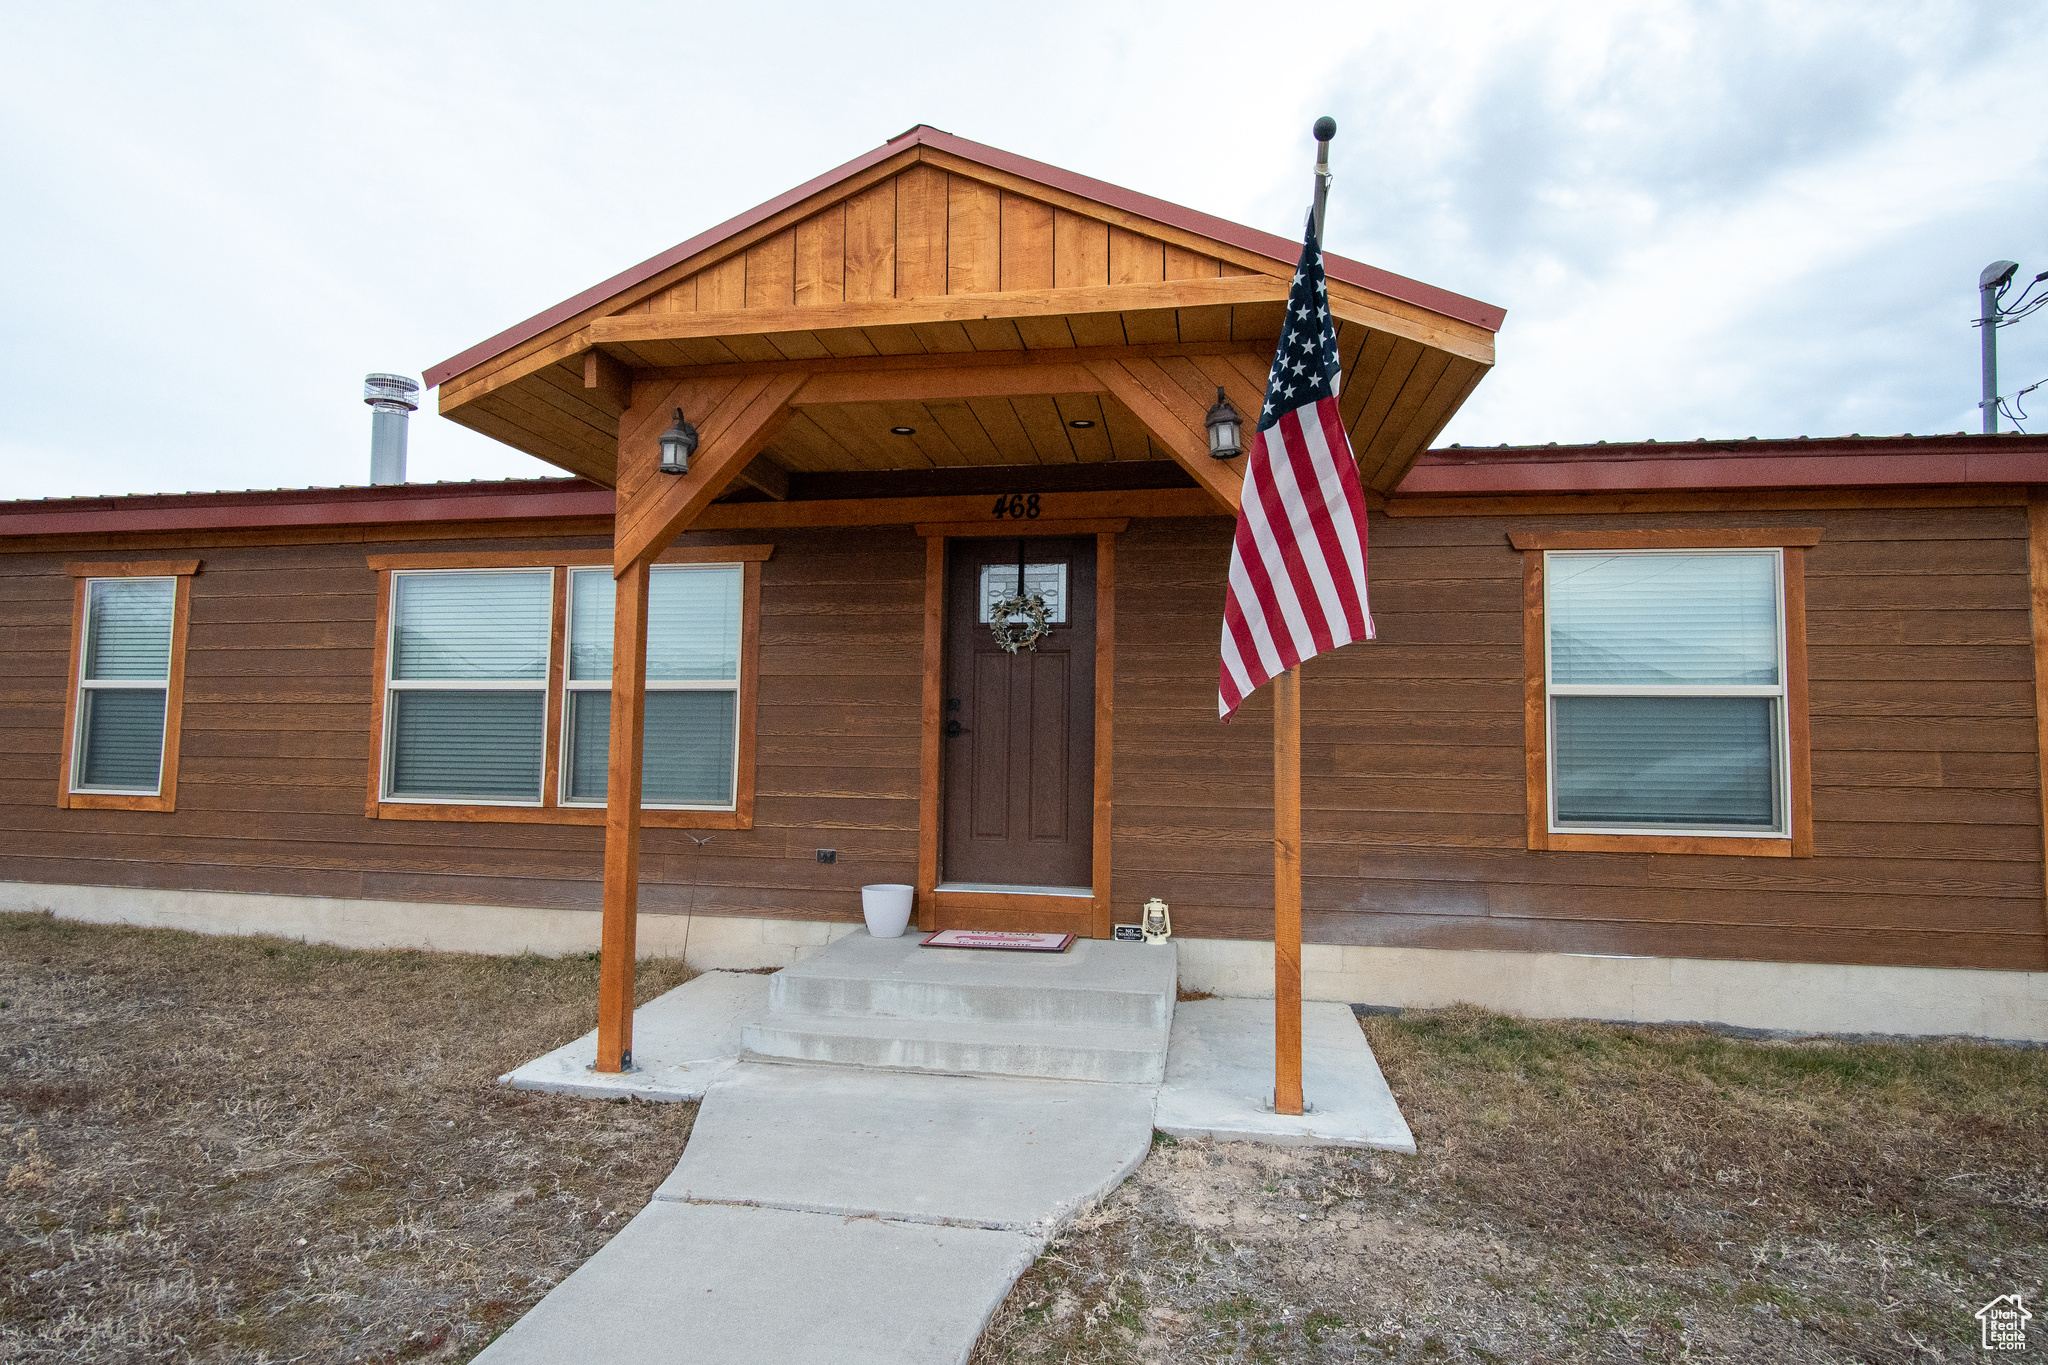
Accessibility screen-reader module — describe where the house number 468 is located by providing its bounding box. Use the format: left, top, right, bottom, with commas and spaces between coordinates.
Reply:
991, 493, 1041, 520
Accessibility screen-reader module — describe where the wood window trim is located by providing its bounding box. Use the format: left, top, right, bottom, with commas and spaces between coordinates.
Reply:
364, 546, 770, 828
58, 560, 201, 812
364, 544, 774, 572
1517, 530, 1815, 858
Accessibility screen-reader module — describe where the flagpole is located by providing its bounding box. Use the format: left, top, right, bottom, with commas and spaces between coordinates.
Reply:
1274, 664, 1304, 1116
1273, 116, 1336, 1119
1311, 115, 1334, 241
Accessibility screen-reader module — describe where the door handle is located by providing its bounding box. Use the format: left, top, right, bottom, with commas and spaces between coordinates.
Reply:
945, 719, 968, 737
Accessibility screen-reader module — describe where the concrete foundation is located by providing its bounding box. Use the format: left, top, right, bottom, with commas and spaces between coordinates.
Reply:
1174, 938, 2048, 1042
10, 880, 2043, 1041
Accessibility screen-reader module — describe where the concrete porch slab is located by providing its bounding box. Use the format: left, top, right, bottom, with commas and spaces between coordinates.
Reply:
1155, 997, 1417, 1152
657, 1060, 1155, 1233
470, 1199, 1038, 1365
498, 971, 768, 1102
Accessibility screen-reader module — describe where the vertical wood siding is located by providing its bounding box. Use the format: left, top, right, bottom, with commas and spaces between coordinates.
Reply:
633, 169, 1227, 315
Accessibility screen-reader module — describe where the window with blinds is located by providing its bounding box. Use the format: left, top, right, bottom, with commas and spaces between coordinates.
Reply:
376, 563, 747, 812
1545, 550, 1788, 836
563, 565, 742, 809
72, 578, 176, 793
382, 570, 552, 803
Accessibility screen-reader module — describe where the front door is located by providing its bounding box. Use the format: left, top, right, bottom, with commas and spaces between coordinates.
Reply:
941, 538, 1095, 890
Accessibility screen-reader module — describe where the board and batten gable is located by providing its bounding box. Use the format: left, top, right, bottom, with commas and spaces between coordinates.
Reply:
431, 128, 1499, 502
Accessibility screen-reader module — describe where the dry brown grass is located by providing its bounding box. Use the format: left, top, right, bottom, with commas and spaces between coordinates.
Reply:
8, 913, 2045, 1364
973, 1006, 2048, 1364
0, 911, 696, 1364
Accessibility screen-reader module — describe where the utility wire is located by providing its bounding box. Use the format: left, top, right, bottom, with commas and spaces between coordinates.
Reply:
2000, 374, 2046, 432
1987, 271, 2048, 326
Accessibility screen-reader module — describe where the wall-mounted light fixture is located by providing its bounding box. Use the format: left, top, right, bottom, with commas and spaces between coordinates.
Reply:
1204, 388, 1243, 460
658, 408, 699, 475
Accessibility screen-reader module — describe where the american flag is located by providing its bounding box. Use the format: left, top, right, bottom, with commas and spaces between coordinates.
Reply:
1218, 223, 1375, 720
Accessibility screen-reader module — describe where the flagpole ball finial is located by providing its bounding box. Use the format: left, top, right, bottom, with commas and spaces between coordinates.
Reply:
1313, 116, 1336, 143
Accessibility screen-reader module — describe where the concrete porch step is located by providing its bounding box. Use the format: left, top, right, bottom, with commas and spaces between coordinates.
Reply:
767, 929, 1177, 1031
741, 1011, 1168, 1084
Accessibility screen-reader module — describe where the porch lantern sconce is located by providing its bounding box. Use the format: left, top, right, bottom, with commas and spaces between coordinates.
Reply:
1205, 387, 1243, 460
657, 408, 699, 476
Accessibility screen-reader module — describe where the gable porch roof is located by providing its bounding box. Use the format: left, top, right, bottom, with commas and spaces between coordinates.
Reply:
425, 126, 1506, 503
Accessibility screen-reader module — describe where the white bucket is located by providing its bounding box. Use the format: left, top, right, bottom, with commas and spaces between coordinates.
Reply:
860, 883, 916, 938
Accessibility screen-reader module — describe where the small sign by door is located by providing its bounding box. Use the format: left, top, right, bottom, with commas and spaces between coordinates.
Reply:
978, 564, 1068, 623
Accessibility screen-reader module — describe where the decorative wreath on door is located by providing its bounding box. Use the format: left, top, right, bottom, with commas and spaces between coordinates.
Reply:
988, 593, 1052, 654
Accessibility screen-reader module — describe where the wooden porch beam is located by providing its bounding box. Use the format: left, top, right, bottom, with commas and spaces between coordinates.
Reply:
582, 349, 633, 416
1084, 359, 1244, 515
694, 487, 1217, 530
587, 274, 1290, 349
613, 338, 1275, 386
790, 362, 1101, 406
735, 454, 791, 501
613, 371, 808, 574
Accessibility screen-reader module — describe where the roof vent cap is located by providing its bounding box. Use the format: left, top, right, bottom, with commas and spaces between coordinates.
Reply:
364, 374, 420, 412
364, 373, 420, 485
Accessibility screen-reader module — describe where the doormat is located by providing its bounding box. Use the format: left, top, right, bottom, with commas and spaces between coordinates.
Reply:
920, 929, 1075, 952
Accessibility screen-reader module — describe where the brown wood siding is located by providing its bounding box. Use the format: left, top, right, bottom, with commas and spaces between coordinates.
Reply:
0, 528, 925, 925
5, 500, 2044, 972
1110, 507, 2048, 972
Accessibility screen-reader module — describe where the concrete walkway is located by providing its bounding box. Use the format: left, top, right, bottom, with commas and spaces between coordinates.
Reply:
481, 937, 1415, 1363
476, 1061, 1155, 1363
476, 937, 1170, 1365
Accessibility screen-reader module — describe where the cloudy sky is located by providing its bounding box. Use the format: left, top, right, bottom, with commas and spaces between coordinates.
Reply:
2, 0, 2043, 500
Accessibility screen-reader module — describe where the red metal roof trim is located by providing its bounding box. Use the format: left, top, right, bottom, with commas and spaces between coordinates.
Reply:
1397, 433, 2048, 495
423, 126, 1505, 390
0, 479, 614, 540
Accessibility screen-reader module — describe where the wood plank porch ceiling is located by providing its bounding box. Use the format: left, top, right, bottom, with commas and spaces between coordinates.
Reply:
434, 141, 1499, 501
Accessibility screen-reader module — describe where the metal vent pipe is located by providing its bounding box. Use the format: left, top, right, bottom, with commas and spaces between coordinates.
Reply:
364, 373, 420, 484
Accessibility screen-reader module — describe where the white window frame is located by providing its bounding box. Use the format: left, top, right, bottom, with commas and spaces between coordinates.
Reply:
70, 575, 176, 797
1543, 547, 1791, 841
559, 563, 744, 812
379, 566, 555, 808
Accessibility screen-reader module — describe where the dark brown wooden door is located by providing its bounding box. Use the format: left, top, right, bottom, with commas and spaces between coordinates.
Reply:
942, 538, 1095, 888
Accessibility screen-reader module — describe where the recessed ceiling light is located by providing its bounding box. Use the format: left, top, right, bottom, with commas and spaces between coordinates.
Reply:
890, 426, 916, 435
1067, 419, 1096, 429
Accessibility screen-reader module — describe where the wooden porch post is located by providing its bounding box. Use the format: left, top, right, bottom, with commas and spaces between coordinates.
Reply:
591, 369, 810, 1072
1273, 665, 1304, 1115
594, 557, 651, 1073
